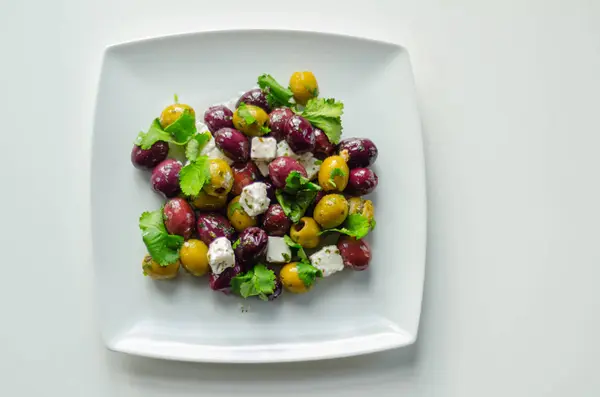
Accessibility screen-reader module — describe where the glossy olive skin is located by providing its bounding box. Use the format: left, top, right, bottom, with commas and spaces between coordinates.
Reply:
236, 88, 270, 112
131, 141, 169, 170
346, 168, 378, 195
337, 236, 371, 271
159, 103, 195, 128
318, 155, 349, 192
203, 105, 234, 134
313, 128, 335, 160
163, 197, 195, 239
179, 239, 210, 276
204, 159, 234, 196
268, 156, 307, 188
280, 262, 310, 293
268, 277, 283, 300
214, 128, 249, 163
338, 138, 378, 168
234, 227, 268, 269
231, 162, 259, 196
289, 71, 318, 105
263, 180, 276, 201
313, 194, 349, 229
151, 159, 182, 198
142, 255, 180, 279
191, 191, 228, 210
305, 190, 325, 217
233, 105, 270, 137
209, 263, 243, 292
268, 108, 294, 141
347, 197, 375, 223
262, 204, 292, 236
284, 115, 315, 154
227, 196, 257, 232
290, 217, 321, 249
196, 213, 235, 245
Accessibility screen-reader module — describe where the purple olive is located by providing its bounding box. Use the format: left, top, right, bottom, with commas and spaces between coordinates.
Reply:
284, 115, 315, 154
337, 236, 371, 271
151, 159, 182, 198
131, 141, 169, 170
163, 197, 195, 239
338, 138, 378, 168
263, 180, 276, 201
262, 204, 292, 236
214, 128, 249, 163
209, 263, 243, 293
268, 156, 307, 188
313, 128, 335, 160
231, 162, 260, 196
346, 168, 378, 195
196, 213, 235, 245
234, 227, 268, 269
203, 105, 234, 134
236, 89, 270, 112
268, 277, 283, 301
268, 108, 294, 141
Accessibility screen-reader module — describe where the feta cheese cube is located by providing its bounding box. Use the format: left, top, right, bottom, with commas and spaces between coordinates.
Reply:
240, 182, 270, 216
251, 137, 277, 162
255, 160, 270, 177
266, 237, 292, 264
276, 140, 300, 160
199, 135, 216, 155
309, 245, 345, 277
207, 237, 235, 275
299, 152, 321, 180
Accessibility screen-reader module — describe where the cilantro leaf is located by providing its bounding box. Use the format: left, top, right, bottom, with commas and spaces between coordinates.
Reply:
283, 235, 309, 262
284, 171, 322, 194
301, 98, 344, 144
296, 262, 322, 288
257, 74, 294, 108
135, 119, 172, 149
236, 102, 257, 125
185, 132, 211, 162
318, 214, 372, 239
328, 168, 346, 188
173, 93, 179, 103
179, 155, 211, 196
135, 109, 198, 149
139, 209, 184, 266
231, 264, 276, 300
260, 125, 271, 134
232, 238, 241, 249
314, 159, 323, 165
228, 202, 244, 217
276, 189, 317, 223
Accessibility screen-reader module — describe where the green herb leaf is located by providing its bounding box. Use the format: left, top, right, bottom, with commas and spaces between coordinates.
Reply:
328, 167, 346, 188
318, 214, 372, 239
284, 171, 322, 194
173, 93, 179, 103
276, 189, 317, 223
231, 264, 276, 300
260, 125, 271, 134
135, 119, 172, 150
283, 235, 309, 263
135, 109, 197, 149
314, 159, 323, 166
257, 74, 294, 108
232, 238, 241, 249
139, 209, 184, 266
185, 132, 211, 161
237, 102, 256, 125
370, 219, 376, 230
296, 262, 322, 288
301, 98, 344, 144
179, 155, 211, 196
228, 202, 244, 217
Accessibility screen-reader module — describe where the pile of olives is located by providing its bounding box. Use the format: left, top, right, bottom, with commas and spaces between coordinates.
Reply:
131, 71, 379, 299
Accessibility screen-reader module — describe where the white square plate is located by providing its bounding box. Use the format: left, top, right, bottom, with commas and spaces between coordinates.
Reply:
92, 30, 426, 363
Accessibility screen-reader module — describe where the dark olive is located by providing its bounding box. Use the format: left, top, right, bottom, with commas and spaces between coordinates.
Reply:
131, 141, 169, 170
268, 108, 294, 141
337, 236, 371, 271
203, 105, 234, 134
163, 197, 195, 239
209, 263, 243, 292
284, 115, 315, 154
268, 156, 307, 188
263, 180, 276, 201
151, 159, 182, 198
236, 89, 270, 112
196, 213, 235, 245
346, 168, 378, 195
234, 227, 268, 269
338, 138, 378, 168
262, 204, 292, 236
312, 128, 335, 160
231, 162, 260, 196
214, 128, 250, 163
268, 277, 283, 301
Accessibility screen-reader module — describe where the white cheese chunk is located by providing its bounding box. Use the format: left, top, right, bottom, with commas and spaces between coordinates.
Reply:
207, 237, 235, 275
251, 137, 277, 162
266, 237, 292, 264
255, 160, 270, 177
309, 245, 345, 277
240, 182, 270, 216
299, 152, 321, 180
276, 140, 300, 160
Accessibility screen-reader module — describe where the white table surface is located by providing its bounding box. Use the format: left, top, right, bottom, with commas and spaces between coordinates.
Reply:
2, 1, 600, 395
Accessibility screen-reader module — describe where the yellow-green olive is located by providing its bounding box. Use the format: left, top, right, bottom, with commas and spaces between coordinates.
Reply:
280, 262, 310, 293
347, 197, 375, 223
159, 103, 195, 128
318, 155, 349, 192
191, 191, 228, 210
227, 196, 257, 232
232, 104, 270, 137
314, 194, 349, 229
289, 71, 319, 105
142, 255, 180, 280
179, 239, 210, 276
203, 159, 233, 197
290, 217, 321, 249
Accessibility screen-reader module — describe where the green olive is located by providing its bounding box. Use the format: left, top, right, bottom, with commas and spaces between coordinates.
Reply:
232, 104, 270, 137
141, 255, 180, 280
191, 191, 228, 210
347, 197, 374, 223
318, 155, 349, 192
314, 194, 349, 229
290, 217, 321, 249
227, 196, 257, 232
289, 71, 319, 105
159, 103, 195, 128
203, 159, 233, 197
